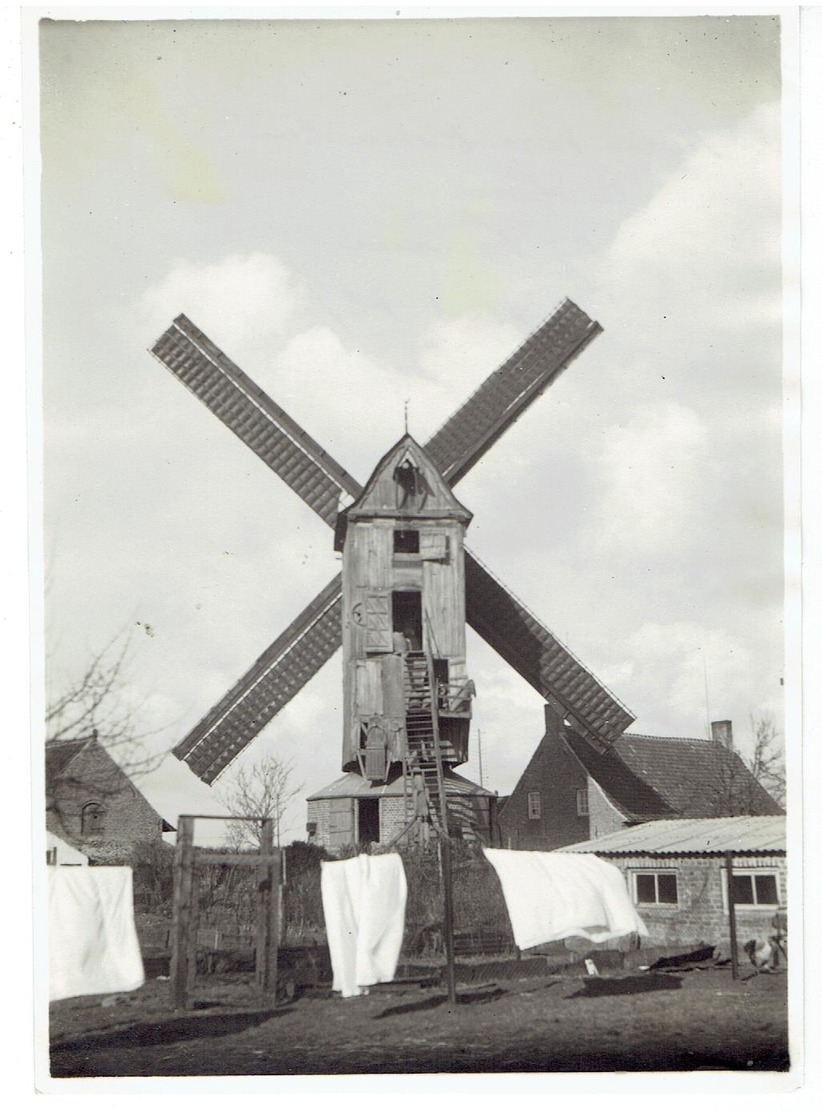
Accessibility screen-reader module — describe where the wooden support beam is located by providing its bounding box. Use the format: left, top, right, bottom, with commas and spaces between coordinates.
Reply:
255, 819, 282, 999
726, 851, 740, 980
171, 815, 196, 1009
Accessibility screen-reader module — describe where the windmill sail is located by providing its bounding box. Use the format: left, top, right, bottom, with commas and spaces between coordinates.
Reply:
173, 575, 343, 783
152, 315, 362, 526
465, 551, 633, 747
425, 299, 602, 487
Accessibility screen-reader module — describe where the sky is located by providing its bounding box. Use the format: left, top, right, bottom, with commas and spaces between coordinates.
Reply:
35, 10, 792, 843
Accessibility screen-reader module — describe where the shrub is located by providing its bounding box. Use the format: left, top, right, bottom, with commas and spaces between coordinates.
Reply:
130, 839, 175, 913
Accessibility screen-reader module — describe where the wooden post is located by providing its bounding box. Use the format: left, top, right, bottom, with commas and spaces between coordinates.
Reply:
171, 816, 196, 1009
428, 668, 457, 1006
439, 836, 457, 1005
255, 819, 281, 1000
726, 851, 739, 980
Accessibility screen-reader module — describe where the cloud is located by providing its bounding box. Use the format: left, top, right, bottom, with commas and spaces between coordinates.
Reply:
417, 314, 522, 388
587, 401, 709, 556
601, 101, 781, 333
140, 253, 302, 355
616, 620, 758, 745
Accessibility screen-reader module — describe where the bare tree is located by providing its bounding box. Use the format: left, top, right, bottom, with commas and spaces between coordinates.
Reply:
218, 754, 303, 849
45, 630, 170, 848
46, 628, 164, 777
697, 715, 785, 817
746, 714, 786, 808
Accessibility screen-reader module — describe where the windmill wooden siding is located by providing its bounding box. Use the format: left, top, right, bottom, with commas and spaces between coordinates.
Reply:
339, 436, 473, 774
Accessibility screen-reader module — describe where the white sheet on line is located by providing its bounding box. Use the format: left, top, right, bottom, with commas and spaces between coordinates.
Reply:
483, 849, 648, 950
321, 854, 407, 998
48, 865, 145, 1002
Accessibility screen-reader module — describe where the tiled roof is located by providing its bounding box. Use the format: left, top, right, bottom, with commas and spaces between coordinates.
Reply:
307, 769, 494, 801
562, 815, 786, 856
564, 733, 674, 820
566, 731, 783, 820
45, 737, 91, 788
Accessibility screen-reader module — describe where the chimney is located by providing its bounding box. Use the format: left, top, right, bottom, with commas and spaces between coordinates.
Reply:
711, 720, 734, 751
544, 703, 566, 739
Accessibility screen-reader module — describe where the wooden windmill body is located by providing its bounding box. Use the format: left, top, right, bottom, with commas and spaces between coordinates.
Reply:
150, 299, 635, 847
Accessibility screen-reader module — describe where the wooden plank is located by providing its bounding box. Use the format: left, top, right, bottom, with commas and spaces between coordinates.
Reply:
364, 592, 393, 652
192, 851, 277, 867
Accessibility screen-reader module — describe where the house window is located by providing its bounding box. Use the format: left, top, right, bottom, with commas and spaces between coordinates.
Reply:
576, 788, 589, 817
81, 802, 106, 836
527, 791, 541, 820
633, 871, 678, 905
727, 871, 780, 908
393, 529, 419, 554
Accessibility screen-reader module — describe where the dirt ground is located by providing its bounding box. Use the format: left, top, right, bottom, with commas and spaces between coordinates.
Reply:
48, 963, 789, 1077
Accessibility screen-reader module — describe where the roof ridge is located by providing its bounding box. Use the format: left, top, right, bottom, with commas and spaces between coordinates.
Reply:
622, 732, 714, 744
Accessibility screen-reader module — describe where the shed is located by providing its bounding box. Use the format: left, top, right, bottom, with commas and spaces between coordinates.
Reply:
562, 815, 787, 953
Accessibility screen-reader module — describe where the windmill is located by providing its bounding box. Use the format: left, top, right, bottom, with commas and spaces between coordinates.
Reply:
150, 299, 634, 846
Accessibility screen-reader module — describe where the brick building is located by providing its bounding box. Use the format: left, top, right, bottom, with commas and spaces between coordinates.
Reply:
46, 734, 174, 863
306, 769, 497, 852
563, 814, 787, 952
498, 706, 783, 851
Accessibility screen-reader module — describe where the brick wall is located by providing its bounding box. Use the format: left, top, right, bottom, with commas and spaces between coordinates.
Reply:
603, 853, 787, 951
498, 707, 590, 850
586, 776, 629, 840
307, 794, 409, 850
307, 792, 491, 850
306, 799, 331, 848
379, 795, 407, 844
47, 742, 166, 863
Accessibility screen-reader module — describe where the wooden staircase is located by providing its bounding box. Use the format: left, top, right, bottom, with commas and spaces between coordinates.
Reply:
403, 652, 477, 840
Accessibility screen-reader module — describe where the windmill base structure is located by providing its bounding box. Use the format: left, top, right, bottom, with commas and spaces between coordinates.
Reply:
150, 299, 634, 849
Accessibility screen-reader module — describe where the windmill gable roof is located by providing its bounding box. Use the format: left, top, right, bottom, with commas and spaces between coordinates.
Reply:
307, 768, 494, 801
565, 730, 783, 821
344, 434, 473, 524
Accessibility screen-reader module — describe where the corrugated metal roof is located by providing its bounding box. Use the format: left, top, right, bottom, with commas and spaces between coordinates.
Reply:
307, 769, 494, 801
562, 815, 786, 856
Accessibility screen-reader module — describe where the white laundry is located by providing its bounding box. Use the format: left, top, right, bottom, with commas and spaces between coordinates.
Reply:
48, 866, 145, 1002
483, 849, 648, 950
321, 854, 407, 998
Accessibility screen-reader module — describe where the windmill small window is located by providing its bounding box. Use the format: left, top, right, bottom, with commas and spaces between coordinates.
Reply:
81, 801, 106, 836
527, 791, 542, 820
393, 529, 419, 554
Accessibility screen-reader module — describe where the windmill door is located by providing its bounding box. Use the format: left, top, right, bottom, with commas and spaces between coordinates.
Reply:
363, 592, 393, 652
327, 798, 354, 848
